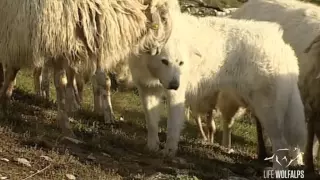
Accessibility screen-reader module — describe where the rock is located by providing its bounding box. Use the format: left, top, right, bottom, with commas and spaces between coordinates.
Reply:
145, 172, 175, 180
66, 174, 76, 180
40, 155, 53, 162
87, 153, 96, 160
16, 158, 31, 167
0, 158, 9, 162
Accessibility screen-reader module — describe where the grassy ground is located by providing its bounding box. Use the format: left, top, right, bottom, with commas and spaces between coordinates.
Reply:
1, 70, 268, 180
1, 68, 318, 180
1, 0, 320, 180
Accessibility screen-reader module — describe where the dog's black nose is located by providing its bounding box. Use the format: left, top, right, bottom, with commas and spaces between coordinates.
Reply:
168, 79, 179, 90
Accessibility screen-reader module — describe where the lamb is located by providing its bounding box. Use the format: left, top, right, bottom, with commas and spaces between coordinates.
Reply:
217, 91, 269, 157
229, 0, 320, 172
131, 10, 306, 170
0, 0, 174, 139
188, 109, 216, 144
187, 88, 270, 159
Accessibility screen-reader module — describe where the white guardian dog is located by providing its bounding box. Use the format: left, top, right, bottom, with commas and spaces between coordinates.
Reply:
130, 10, 306, 171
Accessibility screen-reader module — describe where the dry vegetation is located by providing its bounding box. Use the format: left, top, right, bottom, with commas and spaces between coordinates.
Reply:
1, 0, 320, 179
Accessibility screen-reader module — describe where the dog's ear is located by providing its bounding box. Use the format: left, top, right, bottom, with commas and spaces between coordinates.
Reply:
149, 47, 160, 56
305, 34, 320, 53
190, 46, 202, 58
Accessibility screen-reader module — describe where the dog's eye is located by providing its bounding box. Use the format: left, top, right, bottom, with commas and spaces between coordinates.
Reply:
179, 61, 184, 66
161, 59, 169, 66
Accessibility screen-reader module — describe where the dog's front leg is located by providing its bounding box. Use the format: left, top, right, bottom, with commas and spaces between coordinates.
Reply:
138, 85, 162, 152
162, 86, 186, 157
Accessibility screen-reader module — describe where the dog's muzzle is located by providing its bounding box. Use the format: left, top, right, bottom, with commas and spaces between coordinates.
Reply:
168, 79, 179, 90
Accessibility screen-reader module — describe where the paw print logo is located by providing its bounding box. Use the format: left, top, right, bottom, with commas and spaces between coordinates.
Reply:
264, 148, 300, 168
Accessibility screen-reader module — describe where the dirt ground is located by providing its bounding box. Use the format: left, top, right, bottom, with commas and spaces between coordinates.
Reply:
1, 0, 320, 180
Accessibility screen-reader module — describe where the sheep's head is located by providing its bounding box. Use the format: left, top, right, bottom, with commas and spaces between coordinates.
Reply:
142, 0, 177, 56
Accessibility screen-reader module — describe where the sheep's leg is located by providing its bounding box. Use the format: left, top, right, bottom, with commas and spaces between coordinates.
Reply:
93, 70, 115, 123
304, 116, 315, 173
92, 74, 102, 115
312, 119, 320, 161
313, 136, 319, 159
195, 115, 208, 143
33, 67, 42, 97
70, 74, 81, 108
313, 120, 320, 161
34, 63, 50, 100
0, 63, 4, 88
138, 85, 162, 152
0, 66, 19, 114
255, 116, 268, 161
284, 85, 306, 167
185, 107, 190, 121
216, 92, 239, 152
220, 104, 239, 151
306, 114, 320, 172
162, 87, 186, 157
254, 105, 288, 170
53, 60, 75, 138
41, 62, 50, 100
206, 110, 216, 144
104, 75, 115, 123
75, 73, 84, 106
65, 68, 80, 115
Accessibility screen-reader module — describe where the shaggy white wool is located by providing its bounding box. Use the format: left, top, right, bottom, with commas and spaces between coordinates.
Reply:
231, 0, 320, 61
0, 0, 175, 138
130, 11, 306, 171
231, 0, 320, 170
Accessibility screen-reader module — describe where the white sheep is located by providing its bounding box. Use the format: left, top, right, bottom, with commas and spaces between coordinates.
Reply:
32, 60, 109, 121
187, 88, 270, 160
130, 10, 306, 170
230, 0, 320, 172
32, 57, 137, 125
299, 35, 320, 173
217, 91, 270, 157
0, 0, 174, 140
32, 1, 237, 128
184, 91, 255, 148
